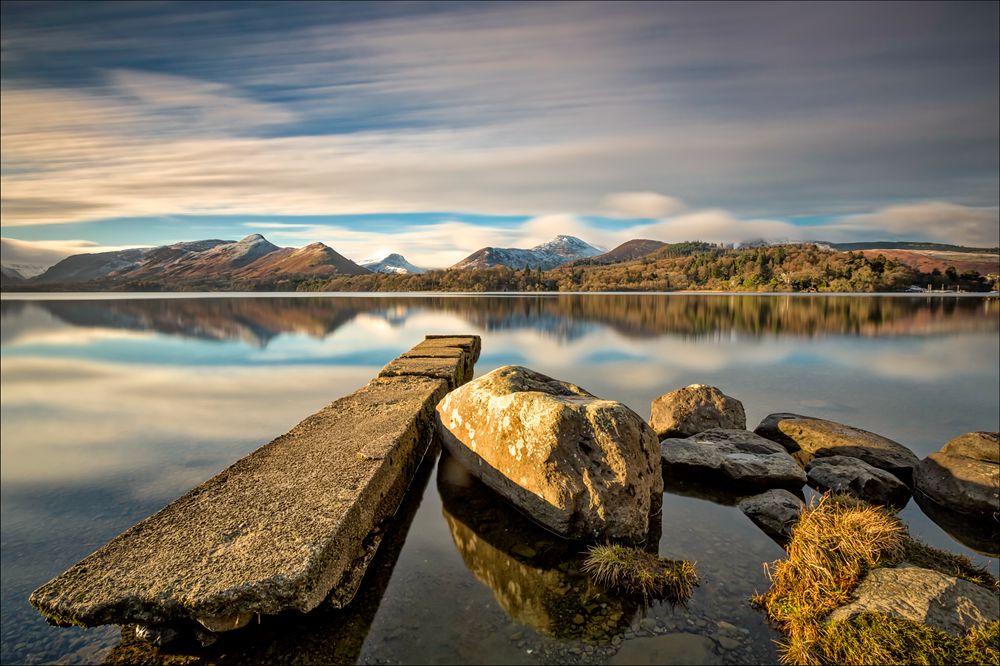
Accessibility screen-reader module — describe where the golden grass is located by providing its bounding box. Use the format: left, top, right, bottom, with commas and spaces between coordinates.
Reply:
752, 492, 999, 665
582, 543, 698, 603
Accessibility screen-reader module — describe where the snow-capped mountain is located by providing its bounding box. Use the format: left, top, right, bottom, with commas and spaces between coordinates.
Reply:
361, 253, 427, 274
451, 235, 603, 270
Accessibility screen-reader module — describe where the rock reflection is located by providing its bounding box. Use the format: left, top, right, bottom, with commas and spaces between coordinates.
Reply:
102, 441, 441, 665
438, 453, 641, 643
663, 468, 805, 508
913, 491, 1000, 557
8, 294, 996, 347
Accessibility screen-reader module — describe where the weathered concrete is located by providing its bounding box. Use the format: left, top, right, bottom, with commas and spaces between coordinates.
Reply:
105, 434, 443, 664
377, 335, 481, 389
30, 335, 480, 632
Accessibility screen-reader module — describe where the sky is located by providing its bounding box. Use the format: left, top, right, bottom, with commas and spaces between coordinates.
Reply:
2, 1, 998, 269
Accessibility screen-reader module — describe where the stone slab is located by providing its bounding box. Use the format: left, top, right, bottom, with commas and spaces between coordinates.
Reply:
30, 336, 481, 631
419, 335, 482, 362
378, 355, 465, 389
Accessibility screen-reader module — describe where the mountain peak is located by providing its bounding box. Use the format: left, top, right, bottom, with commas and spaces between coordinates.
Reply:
239, 233, 269, 243
362, 253, 427, 275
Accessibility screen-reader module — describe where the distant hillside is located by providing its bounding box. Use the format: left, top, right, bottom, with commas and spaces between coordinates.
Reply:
1, 265, 25, 286
451, 235, 602, 270
856, 249, 999, 277
297, 242, 996, 293
25, 235, 369, 289
826, 241, 999, 253
570, 239, 666, 266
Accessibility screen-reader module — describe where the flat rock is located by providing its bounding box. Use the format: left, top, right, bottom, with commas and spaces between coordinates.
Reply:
754, 413, 919, 486
806, 455, 911, 507
30, 336, 480, 631
610, 632, 717, 665
738, 489, 804, 545
436, 365, 662, 541
827, 565, 999, 636
915, 433, 999, 518
661, 429, 807, 490
650, 384, 746, 439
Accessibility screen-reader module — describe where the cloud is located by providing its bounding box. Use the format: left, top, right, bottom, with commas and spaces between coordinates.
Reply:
604, 192, 685, 219
1, 237, 149, 275
834, 202, 1000, 248
0, 2, 995, 241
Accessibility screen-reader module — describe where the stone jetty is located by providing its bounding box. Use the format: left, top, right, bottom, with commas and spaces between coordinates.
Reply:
30, 335, 480, 633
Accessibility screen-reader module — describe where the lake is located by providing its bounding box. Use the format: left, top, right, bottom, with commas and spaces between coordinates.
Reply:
2, 293, 998, 665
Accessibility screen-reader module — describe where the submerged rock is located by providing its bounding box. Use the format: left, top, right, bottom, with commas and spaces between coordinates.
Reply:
650, 385, 746, 439
754, 413, 919, 486
435, 365, 662, 541
609, 632, 717, 665
737, 489, 804, 545
660, 429, 807, 490
915, 432, 999, 518
827, 565, 999, 637
805, 455, 911, 508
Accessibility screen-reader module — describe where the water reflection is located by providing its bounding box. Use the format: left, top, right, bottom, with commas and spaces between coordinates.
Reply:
913, 492, 1000, 557
3, 294, 996, 347
2, 294, 998, 665
438, 454, 640, 643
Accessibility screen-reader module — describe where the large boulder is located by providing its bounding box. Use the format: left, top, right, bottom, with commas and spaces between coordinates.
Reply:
805, 456, 911, 508
754, 413, 919, 486
650, 385, 746, 439
737, 489, 804, 545
435, 365, 662, 542
940, 431, 999, 463
915, 431, 999, 518
827, 565, 999, 637
660, 429, 807, 491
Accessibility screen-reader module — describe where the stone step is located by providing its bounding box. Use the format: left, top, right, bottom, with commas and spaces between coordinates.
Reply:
29, 335, 481, 633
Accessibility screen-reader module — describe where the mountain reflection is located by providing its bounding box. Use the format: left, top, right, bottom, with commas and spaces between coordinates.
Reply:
3, 295, 995, 347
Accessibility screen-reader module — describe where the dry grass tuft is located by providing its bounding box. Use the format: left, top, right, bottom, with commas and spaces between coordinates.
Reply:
583, 543, 698, 604
752, 492, 999, 665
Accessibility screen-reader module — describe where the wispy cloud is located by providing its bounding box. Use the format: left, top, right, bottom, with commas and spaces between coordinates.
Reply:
1, 2, 996, 247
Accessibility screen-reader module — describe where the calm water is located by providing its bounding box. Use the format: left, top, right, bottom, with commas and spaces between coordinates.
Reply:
1, 293, 998, 665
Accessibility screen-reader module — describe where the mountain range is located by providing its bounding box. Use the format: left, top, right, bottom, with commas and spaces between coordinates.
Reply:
2, 233, 997, 291
4, 234, 608, 288
449, 235, 603, 270
21, 234, 370, 287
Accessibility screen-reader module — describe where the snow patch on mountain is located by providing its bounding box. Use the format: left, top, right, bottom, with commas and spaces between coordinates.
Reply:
362, 253, 427, 274
451, 235, 603, 270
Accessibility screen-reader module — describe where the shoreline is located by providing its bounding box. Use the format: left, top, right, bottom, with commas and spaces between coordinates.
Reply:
3, 290, 998, 301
